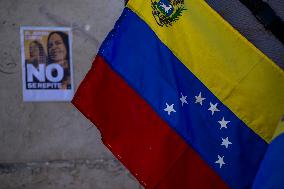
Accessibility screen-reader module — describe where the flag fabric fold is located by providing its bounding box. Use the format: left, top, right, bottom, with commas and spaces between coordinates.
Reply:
252, 117, 284, 189
72, 0, 284, 188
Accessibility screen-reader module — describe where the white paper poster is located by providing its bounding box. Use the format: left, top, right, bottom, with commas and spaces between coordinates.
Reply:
20, 27, 74, 101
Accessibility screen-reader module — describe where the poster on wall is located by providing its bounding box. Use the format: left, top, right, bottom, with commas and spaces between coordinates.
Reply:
20, 26, 74, 101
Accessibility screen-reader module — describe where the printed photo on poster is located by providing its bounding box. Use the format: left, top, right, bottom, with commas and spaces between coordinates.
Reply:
20, 27, 74, 101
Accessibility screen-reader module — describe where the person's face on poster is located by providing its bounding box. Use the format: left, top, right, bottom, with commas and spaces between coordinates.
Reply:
29, 42, 40, 60
48, 33, 67, 64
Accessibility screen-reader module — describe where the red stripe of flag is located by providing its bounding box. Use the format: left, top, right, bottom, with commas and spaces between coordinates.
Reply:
72, 56, 228, 189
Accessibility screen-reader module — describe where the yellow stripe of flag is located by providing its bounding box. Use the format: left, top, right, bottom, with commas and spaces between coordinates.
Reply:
127, 0, 284, 143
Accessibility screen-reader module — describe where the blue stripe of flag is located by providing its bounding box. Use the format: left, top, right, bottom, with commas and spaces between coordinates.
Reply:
253, 133, 284, 189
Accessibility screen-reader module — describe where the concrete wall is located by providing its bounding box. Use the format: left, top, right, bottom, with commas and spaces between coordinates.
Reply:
0, 0, 283, 188
0, 0, 141, 188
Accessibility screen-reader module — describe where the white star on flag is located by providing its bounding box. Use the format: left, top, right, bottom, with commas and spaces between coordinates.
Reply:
180, 93, 188, 106
195, 92, 206, 106
215, 155, 225, 168
164, 103, 176, 115
221, 137, 232, 149
208, 102, 220, 115
218, 117, 230, 129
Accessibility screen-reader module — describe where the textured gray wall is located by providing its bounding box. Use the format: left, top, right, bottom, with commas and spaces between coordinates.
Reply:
0, 0, 141, 188
0, 0, 283, 188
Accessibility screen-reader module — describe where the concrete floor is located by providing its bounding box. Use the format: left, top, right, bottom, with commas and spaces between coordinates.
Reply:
0, 0, 283, 188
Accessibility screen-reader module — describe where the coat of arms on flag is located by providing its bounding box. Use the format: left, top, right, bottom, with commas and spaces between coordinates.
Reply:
151, 0, 186, 27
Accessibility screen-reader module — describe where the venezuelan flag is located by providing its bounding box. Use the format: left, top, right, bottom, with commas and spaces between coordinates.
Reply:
72, 0, 284, 188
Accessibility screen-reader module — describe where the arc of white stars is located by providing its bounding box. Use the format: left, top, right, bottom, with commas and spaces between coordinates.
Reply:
215, 155, 225, 168
218, 117, 230, 130
208, 102, 220, 115
164, 103, 176, 115
195, 92, 206, 106
180, 93, 188, 106
221, 137, 232, 149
